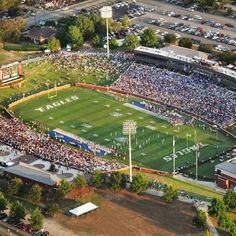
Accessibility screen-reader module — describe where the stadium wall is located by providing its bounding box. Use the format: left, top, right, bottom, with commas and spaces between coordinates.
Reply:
75, 83, 236, 141
8, 84, 71, 109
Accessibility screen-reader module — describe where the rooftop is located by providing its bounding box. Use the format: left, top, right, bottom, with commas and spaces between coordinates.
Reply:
216, 158, 236, 175
4, 162, 61, 186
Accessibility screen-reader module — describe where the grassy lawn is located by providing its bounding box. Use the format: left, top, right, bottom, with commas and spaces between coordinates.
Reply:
11, 87, 235, 176
0, 49, 37, 65
4, 42, 45, 51
121, 169, 223, 201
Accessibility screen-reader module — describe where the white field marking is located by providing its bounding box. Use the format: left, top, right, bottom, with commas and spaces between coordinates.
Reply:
93, 134, 98, 137
141, 153, 147, 156
35, 95, 79, 113
49, 116, 54, 120
81, 123, 93, 129
115, 108, 121, 111
82, 129, 87, 133
70, 125, 76, 128
114, 136, 128, 143
161, 125, 167, 128
126, 112, 132, 115
105, 138, 110, 141
139, 116, 144, 120
93, 100, 98, 103
146, 125, 156, 131
163, 143, 209, 162
110, 112, 124, 117
59, 121, 64, 124
104, 104, 110, 108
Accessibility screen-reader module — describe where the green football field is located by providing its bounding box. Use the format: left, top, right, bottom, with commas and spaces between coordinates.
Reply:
11, 87, 235, 175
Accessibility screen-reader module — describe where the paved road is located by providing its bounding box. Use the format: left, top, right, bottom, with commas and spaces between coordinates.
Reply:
26, 0, 116, 26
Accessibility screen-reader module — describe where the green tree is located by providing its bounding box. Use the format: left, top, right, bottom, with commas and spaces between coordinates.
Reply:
91, 170, 104, 188
122, 15, 130, 28
178, 37, 193, 48
124, 34, 140, 51
0, 17, 26, 42
163, 185, 178, 202
7, 178, 23, 195
217, 212, 233, 229
217, 51, 236, 65
109, 37, 118, 49
92, 35, 101, 48
199, 44, 213, 53
76, 15, 95, 40
192, 209, 207, 229
0, 192, 8, 212
29, 184, 42, 202
54, 189, 65, 202
208, 198, 226, 217
109, 172, 122, 192
67, 25, 84, 49
10, 201, 26, 222
0, 0, 21, 11
164, 33, 177, 43
111, 21, 122, 33
224, 190, 236, 211
226, 7, 233, 16
59, 179, 72, 195
230, 224, 236, 236
47, 203, 59, 217
131, 174, 148, 194
29, 208, 43, 231
74, 175, 87, 189
47, 36, 61, 52
141, 28, 160, 48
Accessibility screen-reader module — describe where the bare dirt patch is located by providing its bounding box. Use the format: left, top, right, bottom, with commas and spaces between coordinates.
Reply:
44, 189, 203, 236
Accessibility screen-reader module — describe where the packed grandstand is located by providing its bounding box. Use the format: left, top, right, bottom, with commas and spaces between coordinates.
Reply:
0, 49, 236, 174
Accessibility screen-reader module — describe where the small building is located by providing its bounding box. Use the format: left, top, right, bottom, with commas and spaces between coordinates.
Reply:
215, 158, 236, 190
3, 162, 61, 187
27, 27, 57, 44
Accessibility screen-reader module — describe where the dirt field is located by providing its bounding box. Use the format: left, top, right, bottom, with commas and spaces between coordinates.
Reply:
44, 190, 203, 236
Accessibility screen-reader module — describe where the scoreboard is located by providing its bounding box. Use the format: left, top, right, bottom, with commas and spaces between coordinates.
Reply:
0, 62, 23, 85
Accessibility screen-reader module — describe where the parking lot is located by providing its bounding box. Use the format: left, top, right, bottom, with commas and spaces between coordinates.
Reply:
112, 0, 236, 50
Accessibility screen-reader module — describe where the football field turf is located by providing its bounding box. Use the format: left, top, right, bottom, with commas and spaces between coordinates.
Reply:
11, 87, 235, 175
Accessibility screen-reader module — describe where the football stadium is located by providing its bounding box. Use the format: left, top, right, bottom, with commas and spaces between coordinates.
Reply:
1, 49, 236, 180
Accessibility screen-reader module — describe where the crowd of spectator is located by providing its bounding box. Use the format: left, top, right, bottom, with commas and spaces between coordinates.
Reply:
0, 116, 126, 173
41, 51, 132, 83
112, 63, 236, 127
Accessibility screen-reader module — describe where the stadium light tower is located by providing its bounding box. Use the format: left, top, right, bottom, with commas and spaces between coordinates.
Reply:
100, 6, 112, 59
123, 120, 137, 183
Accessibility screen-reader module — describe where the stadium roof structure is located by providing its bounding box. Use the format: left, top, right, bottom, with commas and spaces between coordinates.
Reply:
159, 45, 208, 60
3, 162, 61, 186
215, 158, 236, 176
69, 202, 98, 217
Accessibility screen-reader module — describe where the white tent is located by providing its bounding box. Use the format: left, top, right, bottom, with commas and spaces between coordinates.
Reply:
69, 202, 98, 217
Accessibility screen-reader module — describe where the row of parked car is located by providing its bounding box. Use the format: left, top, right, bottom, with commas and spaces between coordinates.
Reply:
0, 212, 49, 236
167, 22, 236, 46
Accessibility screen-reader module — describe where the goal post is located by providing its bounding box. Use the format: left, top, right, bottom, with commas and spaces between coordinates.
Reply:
47, 83, 58, 99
